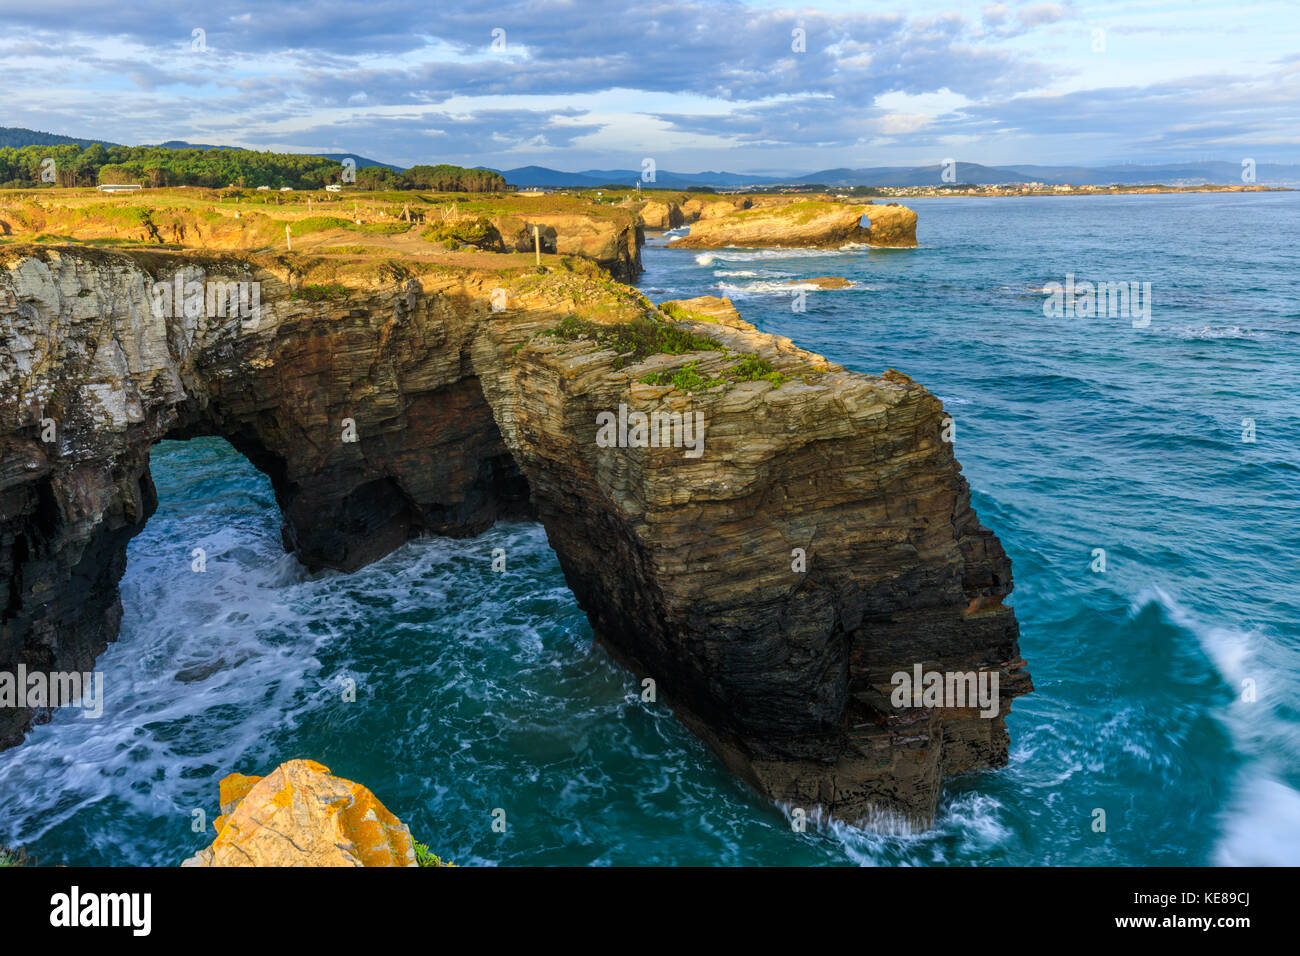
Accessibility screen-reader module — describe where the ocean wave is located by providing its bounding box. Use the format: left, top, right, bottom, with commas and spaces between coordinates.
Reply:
715, 280, 862, 296
695, 247, 860, 261
1130, 586, 1300, 865
712, 269, 794, 278
1162, 325, 1265, 340
1214, 776, 1300, 866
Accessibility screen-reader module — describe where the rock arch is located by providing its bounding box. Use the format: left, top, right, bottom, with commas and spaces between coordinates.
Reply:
0, 246, 1030, 828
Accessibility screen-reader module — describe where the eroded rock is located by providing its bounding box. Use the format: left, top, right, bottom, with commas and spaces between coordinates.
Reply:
0, 245, 1028, 828
669, 200, 917, 249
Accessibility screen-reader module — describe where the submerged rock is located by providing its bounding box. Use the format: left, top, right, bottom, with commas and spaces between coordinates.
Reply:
182, 759, 418, 866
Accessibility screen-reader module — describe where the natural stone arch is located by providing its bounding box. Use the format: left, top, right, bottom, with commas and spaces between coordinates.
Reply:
0, 246, 1030, 828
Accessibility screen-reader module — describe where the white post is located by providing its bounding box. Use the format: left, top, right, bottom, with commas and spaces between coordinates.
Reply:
285, 225, 292, 251
534, 225, 541, 266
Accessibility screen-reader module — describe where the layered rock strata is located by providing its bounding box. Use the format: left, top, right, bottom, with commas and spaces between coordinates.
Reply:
0, 246, 1027, 827
670, 201, 918, 249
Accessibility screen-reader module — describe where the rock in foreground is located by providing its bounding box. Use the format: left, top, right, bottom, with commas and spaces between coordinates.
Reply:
182, 759, 417, 866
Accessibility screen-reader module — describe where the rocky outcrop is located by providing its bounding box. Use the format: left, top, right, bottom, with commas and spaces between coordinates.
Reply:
485, 211, 642, 281
182, 759, 418, 866
683, 197, 751, 221
0, 192, 646, 283
801, 276, 852, 289
637, 200, 685, 231
670, 201, 918, 249
0, 245, 1027, 827
860, 203, 919, 247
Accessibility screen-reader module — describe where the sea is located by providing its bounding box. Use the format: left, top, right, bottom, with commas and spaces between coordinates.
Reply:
1, 192, 1296, 866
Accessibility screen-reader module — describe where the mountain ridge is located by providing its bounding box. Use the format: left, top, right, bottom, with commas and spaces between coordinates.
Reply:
2, 127, 1296, 186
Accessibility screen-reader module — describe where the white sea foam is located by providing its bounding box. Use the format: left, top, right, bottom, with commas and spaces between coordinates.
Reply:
1132, 586, 1300, 865
715, 279, 865, 297
0, 517, 328, 852
697, 247, 858, 261
1214, 776, 1300, 866
1163, 325, 1264, 340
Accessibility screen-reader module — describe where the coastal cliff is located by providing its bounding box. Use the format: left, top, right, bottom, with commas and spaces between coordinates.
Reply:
0, 190, 646, 283
0, 245, 1027, 827
670, 200, 918, 249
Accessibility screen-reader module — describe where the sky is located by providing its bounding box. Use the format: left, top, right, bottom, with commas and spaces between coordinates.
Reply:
0, 0, 1296, 173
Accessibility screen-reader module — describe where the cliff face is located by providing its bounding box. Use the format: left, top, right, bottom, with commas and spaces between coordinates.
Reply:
0, 192, 646, 284
487, 212, 643, 281
0, 246, 1027, 827
670, 201, 918, 249
636, 200, 685, 231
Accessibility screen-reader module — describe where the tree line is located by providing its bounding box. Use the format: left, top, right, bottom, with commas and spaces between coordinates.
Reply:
354, 164, 506, 192
0, 144, 506, 192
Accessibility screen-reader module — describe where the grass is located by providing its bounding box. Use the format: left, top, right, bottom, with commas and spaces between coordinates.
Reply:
728, 355, 786, 386
542, 315, 722, 370
357, 221, 411, 235
291, 282, 349, 302
420, 216, 501, 249
414, 841, 455, 867
660, 301, 717, 323
540, 312, 789, 389
284, 215, 353, 233
639, 360, 725, 391
640, 354, 787, 391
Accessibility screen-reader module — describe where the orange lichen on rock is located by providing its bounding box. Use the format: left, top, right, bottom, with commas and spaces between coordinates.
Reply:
182, 759, 417, 867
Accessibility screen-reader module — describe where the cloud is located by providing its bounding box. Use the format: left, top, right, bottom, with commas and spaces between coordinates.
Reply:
0, 0, 1294, 169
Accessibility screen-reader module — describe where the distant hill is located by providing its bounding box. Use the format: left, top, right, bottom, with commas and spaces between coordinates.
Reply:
149, 140, 402, 171
489, 165, 785, 188
0, 126, 120, 149
790, 164, 1026, 187
4, 128, 1296, 187
793, 161, 1300, 188
493, 160, 1300, 190
0, 129, 401, 172
1002, 162, 1300, 186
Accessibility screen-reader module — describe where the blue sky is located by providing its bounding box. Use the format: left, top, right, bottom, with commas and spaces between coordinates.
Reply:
1, 0, 1296, 172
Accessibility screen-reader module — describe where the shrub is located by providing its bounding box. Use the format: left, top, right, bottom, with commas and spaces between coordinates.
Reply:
729, 355, 786, 386
542, 316, 722, 370
414, 841, 455, 867
420, 216, 501, 250
639, 360, 725, 391
291, 282, 349, 301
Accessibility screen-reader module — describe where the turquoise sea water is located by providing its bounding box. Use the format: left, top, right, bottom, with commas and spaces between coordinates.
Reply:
1, 192, 1297, 866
